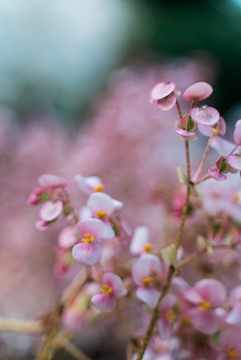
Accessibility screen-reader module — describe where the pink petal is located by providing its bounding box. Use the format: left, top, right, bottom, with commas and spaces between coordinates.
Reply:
190, 308, 220, 334
184, 288, 203, 305
183, 82, 213, 101
195, 279, 226, 307
230, 284, 241, 303
72, 242, 102, 265
173, 128, 196, 138
149, 82, 175, 102
159, 294, 177, 314
75, 174, 103, 195
87, 192, 115, 216
226, 303, 241, 329
132, 254, 162, 285
136, 287, 159, 309
198, 124, 214, 137
234, 123, 241, 145
227, 154, 241, 170
219, 327, 241, 355
103, 221, 115, 240
157, 93, 176, 111
39, 200, 63, 221
190, 106, 220, 126
62, 309, 84, 331
77, 218, 105, 241
130, 226, 150, 255
208, 168, 227, 181
58, 226, 78, 248
35, 218, 51, 231
158, 319, 172, 340
38, 174, 68, 188
211, 137, 235, 156
91, 293, 116, 312
102, 273, 124, 296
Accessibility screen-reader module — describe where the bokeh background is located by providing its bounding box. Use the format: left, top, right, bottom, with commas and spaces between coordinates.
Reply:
1, 0, 241, 358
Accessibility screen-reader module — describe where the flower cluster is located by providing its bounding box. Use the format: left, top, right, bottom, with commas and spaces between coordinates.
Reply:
26, 80, 241, 360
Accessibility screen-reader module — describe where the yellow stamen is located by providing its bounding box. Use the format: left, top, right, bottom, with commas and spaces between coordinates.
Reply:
227, 349, 238, 359
81, 233, 94, 243
183, 315, 190, 324
142, 276, 154, 286
212, 125, 219, 135
94, 184, 104, 192
144, 243, 153, 253
197, 299, 211, 311
165, 310, 176, 322
233, 193, 240, 202
101, 284, 112, 295
96, 211, 108, 219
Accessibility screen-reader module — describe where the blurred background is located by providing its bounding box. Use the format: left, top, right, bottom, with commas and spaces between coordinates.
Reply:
1, 0, 241, 358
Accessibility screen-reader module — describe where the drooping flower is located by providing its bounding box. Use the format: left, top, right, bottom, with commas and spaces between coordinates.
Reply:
132, 254, 164, 309
190, 106, 220, 126
149, 82, 177, 111
91, 273, 127, 312
184, 279, 227, 334
72, 218, 105, 265
183, 82, 213, 102
75, 174, 104, 194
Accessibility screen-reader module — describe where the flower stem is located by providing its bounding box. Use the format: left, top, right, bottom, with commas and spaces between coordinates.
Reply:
193, 136, 214, 182
194, 174, 211, 185
0, 318, 43, 334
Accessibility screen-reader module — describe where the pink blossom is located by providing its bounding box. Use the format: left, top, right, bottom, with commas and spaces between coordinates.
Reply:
233, 120, 241, 145
54, 247, 75, 275
75, 174, 104, 194
149, 82, 175, 103
157, 93, 177, 111
58, 226, 78, 249
91, 273, 127, 312
132, 254, 163, 309
184, 279, 226, 334
208, 168, 227, 181
129, 226, 153, 255
190, 106, 220, 126
218, 327, 241, 360
38, 174, 68, 188
198, 117, 226, 137
183, 82, 213, 101
158, 294, 177, 339
72, 218, 105, 265
227, 154, 241, 171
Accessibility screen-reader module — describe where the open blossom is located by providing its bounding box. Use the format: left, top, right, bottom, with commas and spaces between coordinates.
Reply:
198, 117, 226, 137
184, 279, 227, 334
182, 81, 213, 101
87, 192, 123, 239
129, 226, 153, 256
72, 218, 105, 265
91, 273, 127, 312
190, 106, 220, 126
132, 254, 164, 309
158, 294, 177, 340
27, 173, 70, 230
75, 174, 104, 194
149, 81, 177, 111
218, 327, 241, 360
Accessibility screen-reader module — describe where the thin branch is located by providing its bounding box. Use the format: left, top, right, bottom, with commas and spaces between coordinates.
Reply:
0, 318, 44, 334
56, 339, 92, 360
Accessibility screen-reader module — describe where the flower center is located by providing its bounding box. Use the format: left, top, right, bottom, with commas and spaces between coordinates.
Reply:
142, 276, 154, 286
212, 125, 219, 135
165, 310, 176, 321
94, 184, 104, 192
226, 349, 238, 359
81, 233, 95, 243
101, 284, 113, 295
197, 299, 211, 311
233, 193, 240, 202
96, 211, 108, 219
144, 243, 153, 253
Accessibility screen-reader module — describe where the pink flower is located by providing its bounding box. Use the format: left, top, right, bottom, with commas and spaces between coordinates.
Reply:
72, 218, 105, 265
227, 154, 241, 171
183, 82, 213, 101
158, 294, 177, 340
226, 285, 241, 329
91, 273, 127, 312
75, 174, 104, 194
233, 120, 241, 145
218, 327, 241, 360
184, 279, 227, 334
174, 113, 197, 139
87, 192, 123, 239
58, 226, 78, 249
208, 157, 229, 181
198, 117, 226, 137
132, 254, 163, 309
129, 226, 153, 256
149, 82, 177, 111
190, 106, 220, 126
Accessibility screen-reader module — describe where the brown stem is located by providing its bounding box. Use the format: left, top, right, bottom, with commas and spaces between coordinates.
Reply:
193, 136, 214, 182
194, 174, 211, 185
0, 318, 44, 334
176, 99, 183, 120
